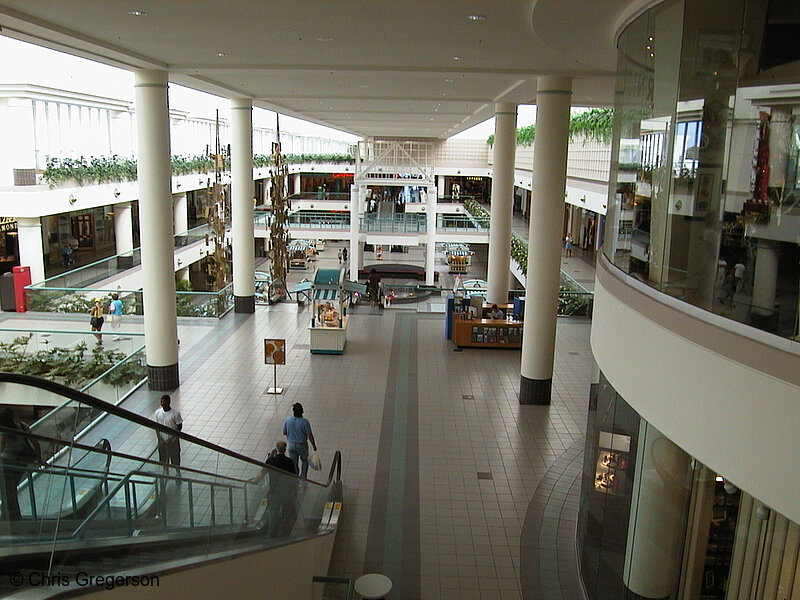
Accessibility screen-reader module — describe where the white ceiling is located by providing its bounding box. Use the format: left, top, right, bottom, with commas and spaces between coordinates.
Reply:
0, 1, 645, 139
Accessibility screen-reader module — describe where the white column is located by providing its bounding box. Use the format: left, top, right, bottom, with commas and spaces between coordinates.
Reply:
349, 184, 360, 278
520, 77, 571, 405
437, 175, 446, 199
114, 202, 134, 255
173, 193, 188, 236
487, 103, 517, 304
425, 185, 437, 285
135, 69, 179, 390
177, 267, 190, 282
231, 98, 255, 313
16, 217, 45, 284
624, 422, 692, 598
294, 173, 301, 195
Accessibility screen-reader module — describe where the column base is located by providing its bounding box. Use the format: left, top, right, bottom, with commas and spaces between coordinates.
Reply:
148, 363, 179, 391
519, 375, 551, 405
234, 295, 255, 313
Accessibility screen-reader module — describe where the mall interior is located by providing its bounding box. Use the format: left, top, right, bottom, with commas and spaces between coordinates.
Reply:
0, 1, 799, 599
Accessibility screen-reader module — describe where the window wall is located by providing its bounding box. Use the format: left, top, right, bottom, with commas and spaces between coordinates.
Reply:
604, 0, 800, 341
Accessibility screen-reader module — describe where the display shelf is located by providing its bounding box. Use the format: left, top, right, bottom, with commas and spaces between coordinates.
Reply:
451, 315, 522, 348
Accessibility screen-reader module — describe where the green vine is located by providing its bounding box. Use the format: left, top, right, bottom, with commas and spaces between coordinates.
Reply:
487, 108, 614, 146
42, 153, 355, 188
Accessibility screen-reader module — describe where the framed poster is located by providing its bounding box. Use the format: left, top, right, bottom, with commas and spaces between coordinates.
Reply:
264, 339, 286, 365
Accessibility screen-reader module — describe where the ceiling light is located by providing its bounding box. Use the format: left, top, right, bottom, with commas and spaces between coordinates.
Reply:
444, 78, 454, 83
128, 10, 147, 16
468, 14, 486, 21
452, 56, 463, 61
316, 37, 334, 42
216, 52, 227, 57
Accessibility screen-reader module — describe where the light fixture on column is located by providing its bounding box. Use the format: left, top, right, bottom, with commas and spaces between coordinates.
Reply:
68, 194, 77, 205
756, 504, 771, 520
113, 187, 121, 198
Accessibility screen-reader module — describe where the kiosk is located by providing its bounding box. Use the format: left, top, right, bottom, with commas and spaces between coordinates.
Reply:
293, 268, 365, 354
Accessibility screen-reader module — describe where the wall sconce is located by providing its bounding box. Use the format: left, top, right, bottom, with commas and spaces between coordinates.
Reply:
344, 205, 348, 210
113, 187, 121, 198
176, 182, 181, 189
176, 258, 183, 266
580, 196, 586, 203
68, 194, 77, 205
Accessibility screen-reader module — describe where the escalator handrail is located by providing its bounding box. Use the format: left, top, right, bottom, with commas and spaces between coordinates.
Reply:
0, 372, 333, 487
0, 424, 260, 487
72, 466, 246, 540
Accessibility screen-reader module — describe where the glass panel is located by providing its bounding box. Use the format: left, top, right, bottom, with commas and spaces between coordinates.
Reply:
606, 0, 800, 341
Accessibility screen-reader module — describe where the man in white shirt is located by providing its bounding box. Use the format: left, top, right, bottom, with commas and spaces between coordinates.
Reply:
153, 394, 183, 483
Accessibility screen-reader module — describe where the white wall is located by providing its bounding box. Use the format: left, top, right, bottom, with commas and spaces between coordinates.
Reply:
591, 258, 800, 524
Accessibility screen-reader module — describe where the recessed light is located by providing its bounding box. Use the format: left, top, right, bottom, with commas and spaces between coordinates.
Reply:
316, 36, 334, 42
128, 10, 147, 16
452, 56, 463, 61
468, 14, 486, 21
444, 78, 454, 83
216, 52, 227, 57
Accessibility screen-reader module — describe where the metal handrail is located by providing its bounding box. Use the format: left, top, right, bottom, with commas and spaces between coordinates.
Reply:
0, 373, 322, 485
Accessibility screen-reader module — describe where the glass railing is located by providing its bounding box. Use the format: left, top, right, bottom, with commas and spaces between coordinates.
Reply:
361, 213, 426, 233
288, 211, 350, 229
0, 373, 343, 595
437, 214, 488, 232
25, 283, 232, 319
287, 192, 351, 201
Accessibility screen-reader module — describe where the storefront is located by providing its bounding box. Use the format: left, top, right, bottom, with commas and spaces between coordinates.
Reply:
0, 217, 19, 274
441, 175, 491, 202
41, 206, 125, 276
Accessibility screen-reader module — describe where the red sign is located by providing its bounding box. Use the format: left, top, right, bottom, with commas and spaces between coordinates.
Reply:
332, 173, 353, 179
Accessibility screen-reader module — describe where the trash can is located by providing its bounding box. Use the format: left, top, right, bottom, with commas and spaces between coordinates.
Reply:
0, 273, 15, 311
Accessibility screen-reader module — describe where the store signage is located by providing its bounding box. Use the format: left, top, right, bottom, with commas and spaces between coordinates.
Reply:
332, 173, 353, 178
0, 217, 17, 233
264, 338, 286, 365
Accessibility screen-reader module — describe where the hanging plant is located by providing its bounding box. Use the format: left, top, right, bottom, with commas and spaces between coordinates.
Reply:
487, 109, 614, 146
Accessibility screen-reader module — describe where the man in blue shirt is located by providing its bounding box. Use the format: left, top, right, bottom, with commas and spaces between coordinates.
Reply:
282, 403, 317, 478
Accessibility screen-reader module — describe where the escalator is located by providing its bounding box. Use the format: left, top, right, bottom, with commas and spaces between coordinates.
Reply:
0, 373, 342, 598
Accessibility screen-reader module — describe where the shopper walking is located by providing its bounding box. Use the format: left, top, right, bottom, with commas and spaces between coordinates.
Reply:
281, 403, 317, 478
153, 395, 183, 483
564, 233, 574, 258
89, 299, 104, 344
108, 293, 124, 340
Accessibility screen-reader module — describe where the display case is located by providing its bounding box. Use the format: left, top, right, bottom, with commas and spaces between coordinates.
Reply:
451, 313, 523, 348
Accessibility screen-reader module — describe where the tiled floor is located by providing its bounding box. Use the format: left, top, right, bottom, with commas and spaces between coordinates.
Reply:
4, 218, 598, 599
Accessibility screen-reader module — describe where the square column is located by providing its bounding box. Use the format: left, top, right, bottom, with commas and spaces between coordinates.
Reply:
231, 98, 255, 313
519, 77, 572, 405
135, 69, 179, 390
16, 217, 45, 284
